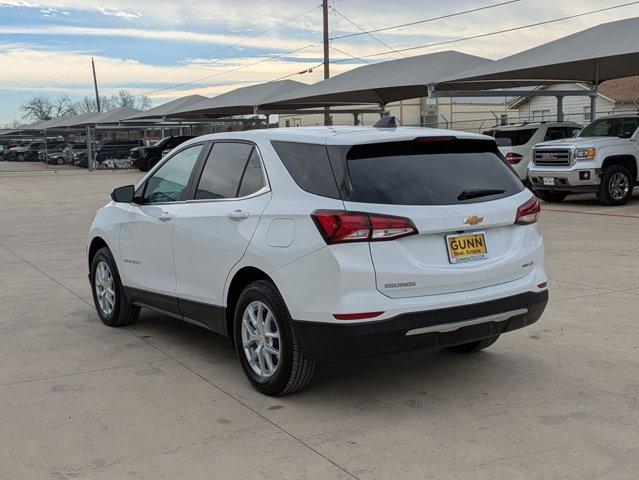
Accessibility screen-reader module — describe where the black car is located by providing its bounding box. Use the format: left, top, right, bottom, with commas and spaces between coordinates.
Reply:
95, 140, 144, 164
72, 151, 88, 168
130, 136, 195, 171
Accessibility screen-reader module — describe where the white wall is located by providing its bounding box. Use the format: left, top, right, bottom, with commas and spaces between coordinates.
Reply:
515, 84, 616, 124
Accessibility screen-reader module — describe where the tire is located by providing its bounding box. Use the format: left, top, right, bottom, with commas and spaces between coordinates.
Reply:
596, 164, 634, 206
90, 247, 139, 327
533, 189, 568, 203
234, 280, 316, 396
447, 335, 500, 353
56, 157, 64, 165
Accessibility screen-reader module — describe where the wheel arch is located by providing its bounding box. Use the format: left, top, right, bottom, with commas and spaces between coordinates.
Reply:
602, 155, 638, 181
225, 266, 274, 341
88, 236, 110, 270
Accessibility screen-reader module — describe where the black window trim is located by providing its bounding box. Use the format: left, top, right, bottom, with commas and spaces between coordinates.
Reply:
135, 141, 211, 204
184, 139, 270, 204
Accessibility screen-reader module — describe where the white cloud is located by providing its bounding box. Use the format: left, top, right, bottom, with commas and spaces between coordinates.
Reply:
95, 7, 141, 20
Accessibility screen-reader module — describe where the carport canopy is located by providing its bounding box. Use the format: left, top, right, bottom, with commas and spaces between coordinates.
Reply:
434, 17, 639, 91
122, 95, 208, 122
165, 80, 307, 119
261, 50, 491, 109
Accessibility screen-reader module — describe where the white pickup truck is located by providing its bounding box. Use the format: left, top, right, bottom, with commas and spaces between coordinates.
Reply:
528, 114, 639, 205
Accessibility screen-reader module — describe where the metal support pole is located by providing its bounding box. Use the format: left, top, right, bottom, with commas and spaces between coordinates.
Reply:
590, 88, 598, 122
86, 126, 94, 172
556, 96, 564, 123
379, 104, 386, 118
353, 113, 358, 126
265, 114, 270, 129
44, 129, 48, 171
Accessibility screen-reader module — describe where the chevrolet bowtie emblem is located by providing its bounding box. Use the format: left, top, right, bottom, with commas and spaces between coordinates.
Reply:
464, 215, 484, 226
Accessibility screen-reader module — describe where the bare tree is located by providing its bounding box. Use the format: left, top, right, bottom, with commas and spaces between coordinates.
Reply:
75, 90, 152, 113
20, 95, 75, 122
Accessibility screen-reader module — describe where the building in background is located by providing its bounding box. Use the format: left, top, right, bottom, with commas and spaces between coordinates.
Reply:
278, 96, 516, 133
509, 75, 639, 124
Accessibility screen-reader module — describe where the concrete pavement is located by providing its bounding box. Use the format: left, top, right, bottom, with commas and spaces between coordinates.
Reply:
0, 170, 638, 479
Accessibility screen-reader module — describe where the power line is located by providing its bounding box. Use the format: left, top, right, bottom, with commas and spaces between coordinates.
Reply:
138, 42, 321, 95
330, 7, 406, 57
0, 0, 208, 100
330, 0, 525, 40
331, 1, 639, 63
117, 3, 322, 92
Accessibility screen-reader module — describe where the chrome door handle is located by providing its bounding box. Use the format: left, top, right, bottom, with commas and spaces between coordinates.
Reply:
228, 210, 250, 221
158, 211, 174, 221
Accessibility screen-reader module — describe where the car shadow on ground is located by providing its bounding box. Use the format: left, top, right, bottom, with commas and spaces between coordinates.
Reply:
127, 309, 546, 407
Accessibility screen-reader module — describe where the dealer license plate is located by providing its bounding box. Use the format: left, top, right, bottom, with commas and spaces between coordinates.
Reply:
446, 232, 488, 264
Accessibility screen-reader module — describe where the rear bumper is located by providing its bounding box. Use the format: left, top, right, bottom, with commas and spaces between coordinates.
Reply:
293, 290, 548, 361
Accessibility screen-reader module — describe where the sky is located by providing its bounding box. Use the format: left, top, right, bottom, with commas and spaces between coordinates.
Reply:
1, 0, 639, 124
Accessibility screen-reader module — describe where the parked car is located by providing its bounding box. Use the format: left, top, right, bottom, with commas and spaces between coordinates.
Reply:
88, 124, 549, 395
72, 151, 88, 168
7, 141, 44, 161
0, 144, 6, 159
95, 140, 144, 164
130, 135, 195, 171
483, 122, 582, 182
38, 142, 71, 165
63, 143, 88, 163
529, 114, 639, 205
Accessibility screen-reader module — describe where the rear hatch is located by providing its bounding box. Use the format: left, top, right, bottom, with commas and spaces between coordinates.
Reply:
336, 137, 536, 298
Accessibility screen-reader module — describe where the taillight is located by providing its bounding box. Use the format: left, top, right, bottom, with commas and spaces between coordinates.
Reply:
312, 210, 417, 244
515, 196, 540, 225
506, 152, 523, 164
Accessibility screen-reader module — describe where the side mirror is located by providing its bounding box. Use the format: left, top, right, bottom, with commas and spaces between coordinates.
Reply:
111, 185, 135, 203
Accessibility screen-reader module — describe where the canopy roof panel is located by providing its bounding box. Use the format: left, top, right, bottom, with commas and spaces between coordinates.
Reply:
166, 80, 307, 118
123, 95, 208, 121
45, 111, 101, 129
91, 107, 142, 125
436, 17, 639, 91
262, 51, 492, 109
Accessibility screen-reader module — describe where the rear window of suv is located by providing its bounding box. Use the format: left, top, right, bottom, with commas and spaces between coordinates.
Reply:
488, 128, 537, 146
273, 138, 523, 206
337, 139, 523, 206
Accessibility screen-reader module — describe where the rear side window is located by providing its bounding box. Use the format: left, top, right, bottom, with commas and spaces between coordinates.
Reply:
271, 141, 340, 199
341, 139, 523, 206
238, 149, 265, 197
544, 127, 571, 141
195, 142, 254, 200
493, 128, 537, 146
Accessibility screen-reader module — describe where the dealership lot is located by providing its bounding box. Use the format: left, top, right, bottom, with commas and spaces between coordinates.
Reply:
1, 170, 638, 479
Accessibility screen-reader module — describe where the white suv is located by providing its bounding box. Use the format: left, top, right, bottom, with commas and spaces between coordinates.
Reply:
483, 122, 582, 181
87, 126, 549, 395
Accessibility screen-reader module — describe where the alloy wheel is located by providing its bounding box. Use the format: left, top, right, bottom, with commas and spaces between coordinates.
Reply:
609, 172, 629, 201
241, 301, 281, 378
94, 261, 116, 316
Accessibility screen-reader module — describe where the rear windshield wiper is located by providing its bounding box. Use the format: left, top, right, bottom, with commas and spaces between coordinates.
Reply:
458, 188, 506, 201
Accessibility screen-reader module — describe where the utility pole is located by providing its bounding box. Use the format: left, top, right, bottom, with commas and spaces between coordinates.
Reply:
322, 0, 331, 126
91, 57, 101, 112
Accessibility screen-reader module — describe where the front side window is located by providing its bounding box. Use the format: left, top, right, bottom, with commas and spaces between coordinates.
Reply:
195, 142, 259, 200
144, 144, 203, 203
